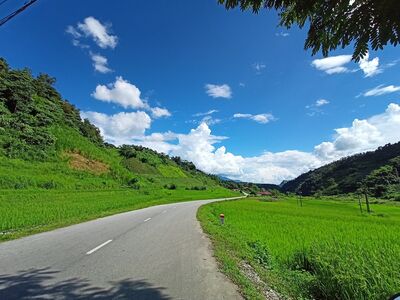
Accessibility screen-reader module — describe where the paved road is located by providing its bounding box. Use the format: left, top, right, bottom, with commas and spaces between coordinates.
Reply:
0, 197, 244, 300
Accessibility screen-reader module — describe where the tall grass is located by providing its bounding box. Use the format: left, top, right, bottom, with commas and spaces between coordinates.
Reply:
198, 197, 400, 300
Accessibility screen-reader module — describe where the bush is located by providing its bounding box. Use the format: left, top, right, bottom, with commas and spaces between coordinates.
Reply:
128, 177, 139, 186
39, 181, 57, 189
164, 183, 177, 190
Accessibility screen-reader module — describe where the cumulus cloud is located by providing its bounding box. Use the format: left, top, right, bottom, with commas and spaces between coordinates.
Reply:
359, 52, 381, 77
67, 17, 117, 72
233, 113, 275, 124
92, 76, 148, 109
151, 107, 171, 118
126, 103, 400, 184
363, 84, 400, 97
132, 132, 179, 154
205, 84, 232, 99
90, 53, 112, 73
81, 111, 151, 145
75, 16, 118, 49
311, 55, 353, 74
314, 103, 400, 160
312, 53, 381, 77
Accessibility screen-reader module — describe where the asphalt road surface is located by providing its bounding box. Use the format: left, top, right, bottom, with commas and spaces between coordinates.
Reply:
0, 197, 244, 300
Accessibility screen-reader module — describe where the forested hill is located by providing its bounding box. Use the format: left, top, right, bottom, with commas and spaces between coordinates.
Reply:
281, 142, 400, 199
0, 58, 227, 193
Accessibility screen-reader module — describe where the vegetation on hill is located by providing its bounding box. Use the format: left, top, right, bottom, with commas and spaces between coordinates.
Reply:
282, 142, 400, 199
198, 197, 400, 300
0, 58, 237, 240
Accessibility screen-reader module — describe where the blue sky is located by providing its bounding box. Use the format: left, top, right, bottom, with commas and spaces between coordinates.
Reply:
1, 0, 400, 183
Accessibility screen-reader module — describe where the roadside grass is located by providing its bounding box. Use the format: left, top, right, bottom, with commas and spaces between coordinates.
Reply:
157, 164, 187, 178
0, 187, 237, 242
198, 197, 400, 300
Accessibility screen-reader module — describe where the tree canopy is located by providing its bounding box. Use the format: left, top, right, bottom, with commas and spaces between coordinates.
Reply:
218, 0, 400, 61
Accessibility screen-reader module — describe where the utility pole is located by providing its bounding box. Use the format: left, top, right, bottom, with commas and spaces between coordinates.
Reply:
364, 187, 371, 214
298, 191, 303, 207
357, 194, 363, 214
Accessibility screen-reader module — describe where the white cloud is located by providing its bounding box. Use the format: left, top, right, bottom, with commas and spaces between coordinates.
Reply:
90, 53, 112, 73
312, 53, 382, 77
275, 32, 290, 37
128, 103, 400, 184
77, 17, 118, 49
314, 103, 400, 160
66, 25, 89, 49
200, 115, 221, 126
311, 55, 352, 74
67, 17, 118, 50
363, 84, 400, 97
205, 84, 232, 99
81, 111, 151, 145
306, 99, 330, 116
233, 113, 275, 124
315, 99, 330, 107
66, 25, 82, 39
92, 76, 148, 109
190, 110, 220, 126
193, 109, 218, 117
252, 63, 266, 74
132, 132, 179, 154
359, 52, 381, 77
151, 107, 171, 118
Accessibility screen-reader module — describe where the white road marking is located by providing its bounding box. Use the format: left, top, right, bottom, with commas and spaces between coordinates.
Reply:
86, 240, 112, 255
144, 217, 151, 222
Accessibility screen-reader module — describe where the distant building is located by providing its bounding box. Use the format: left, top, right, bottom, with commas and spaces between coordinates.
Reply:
257, 191, 272, 196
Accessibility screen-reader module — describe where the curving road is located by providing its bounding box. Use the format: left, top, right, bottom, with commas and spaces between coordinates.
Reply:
0, 197, 244, 299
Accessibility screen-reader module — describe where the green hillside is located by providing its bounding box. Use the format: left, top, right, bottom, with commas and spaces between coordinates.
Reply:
281, 142, 400, 199
0, 58, 237, 240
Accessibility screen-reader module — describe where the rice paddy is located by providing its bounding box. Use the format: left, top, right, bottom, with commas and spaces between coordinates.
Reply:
198, 197, 400, 300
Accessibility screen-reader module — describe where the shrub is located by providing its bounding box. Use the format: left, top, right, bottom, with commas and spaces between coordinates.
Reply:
164, 183, 177, 190
39, 181, 57, 189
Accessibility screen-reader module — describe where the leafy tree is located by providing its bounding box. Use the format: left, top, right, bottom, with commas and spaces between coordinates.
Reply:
365, 165, 399, 197
79, 119, 103, 146
218, 0, 400, 61
0, 57, 105, 160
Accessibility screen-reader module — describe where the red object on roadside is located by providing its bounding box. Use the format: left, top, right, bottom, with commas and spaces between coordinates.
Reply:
220, 214, 224, 218
219, 214, 225, 225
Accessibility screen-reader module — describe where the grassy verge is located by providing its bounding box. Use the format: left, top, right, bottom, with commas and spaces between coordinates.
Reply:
198, 196, 400, 300
0, 187, 238, 242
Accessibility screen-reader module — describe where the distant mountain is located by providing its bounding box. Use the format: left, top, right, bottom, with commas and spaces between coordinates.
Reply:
281, 142, 400, 198
218, 175, 242, 183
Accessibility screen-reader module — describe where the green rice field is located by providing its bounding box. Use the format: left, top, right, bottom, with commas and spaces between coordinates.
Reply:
198, 197, 400, 300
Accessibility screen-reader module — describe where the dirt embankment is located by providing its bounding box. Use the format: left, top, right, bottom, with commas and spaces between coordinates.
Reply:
66, 152, 109, 175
